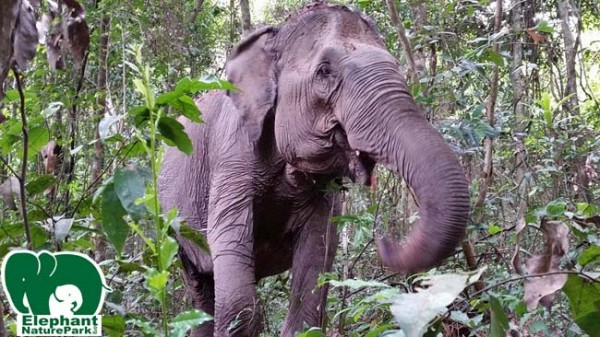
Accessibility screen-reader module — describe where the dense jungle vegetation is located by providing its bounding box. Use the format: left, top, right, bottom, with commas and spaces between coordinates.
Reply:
0, 0, 599, 336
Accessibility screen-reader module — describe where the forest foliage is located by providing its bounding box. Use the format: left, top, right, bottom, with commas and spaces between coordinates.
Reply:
0, 0, 599, 336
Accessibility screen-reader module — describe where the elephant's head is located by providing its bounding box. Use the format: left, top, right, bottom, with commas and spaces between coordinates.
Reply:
226, 3, 470, 273
49, 284, 83, 316
1, 250, 58, 314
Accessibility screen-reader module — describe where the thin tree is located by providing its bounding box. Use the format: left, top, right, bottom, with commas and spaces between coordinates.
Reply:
240, 0, 252, 36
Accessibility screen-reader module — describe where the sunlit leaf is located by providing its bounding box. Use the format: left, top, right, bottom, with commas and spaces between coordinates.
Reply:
535, 21, 555, 34
160, 236, 179, 270
170, 310, 213, 337
390, 269, 485, 337
54, 217, 74, 242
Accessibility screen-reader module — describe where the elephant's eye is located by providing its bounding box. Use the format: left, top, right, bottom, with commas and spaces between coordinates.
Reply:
317, 63, 332, 78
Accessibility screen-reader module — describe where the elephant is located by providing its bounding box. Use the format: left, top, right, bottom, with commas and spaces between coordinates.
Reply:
158, 3, 470, 337
1, 250, 110, 316
48, 284, 83, 317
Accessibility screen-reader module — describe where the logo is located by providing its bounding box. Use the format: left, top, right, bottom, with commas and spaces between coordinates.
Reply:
1, 250, 111, 336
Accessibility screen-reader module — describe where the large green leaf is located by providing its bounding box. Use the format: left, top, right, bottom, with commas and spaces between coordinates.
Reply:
27, 127, 50, 159
176, 223, 210, 253
101, 182, 129, 255
170, 310, 213, 337
102, 315, 125, 337
114, 167, 147, 219
144, 268, 169, 303
160, 236, 179, 270
168, 95, 202, 123
25, 175, 56, 195
578, 246, 600, 267
158, 116, 193, 155
563, 274, 600, 336
489, 296, 509, 337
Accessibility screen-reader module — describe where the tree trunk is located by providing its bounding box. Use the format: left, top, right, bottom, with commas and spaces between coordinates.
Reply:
93, 14, 110, 261
558, 0, 579, 115
510, 0, 528, 275
240, 0, 251, 36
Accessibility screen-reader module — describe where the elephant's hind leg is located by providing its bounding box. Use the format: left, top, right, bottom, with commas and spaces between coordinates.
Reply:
181, 252, 215, 337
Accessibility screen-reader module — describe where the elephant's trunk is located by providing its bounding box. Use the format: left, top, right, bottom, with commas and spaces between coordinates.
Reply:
338, 49, 470, 273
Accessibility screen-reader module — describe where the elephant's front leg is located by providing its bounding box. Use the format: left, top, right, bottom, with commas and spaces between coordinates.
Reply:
281, 196, 340, 337
208, 176, 261, 337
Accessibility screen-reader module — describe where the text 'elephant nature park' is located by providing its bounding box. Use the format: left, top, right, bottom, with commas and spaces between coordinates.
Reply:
1, 250, 111, 336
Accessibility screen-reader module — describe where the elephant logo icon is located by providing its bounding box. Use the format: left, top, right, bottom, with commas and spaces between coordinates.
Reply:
1, 250, 111, 336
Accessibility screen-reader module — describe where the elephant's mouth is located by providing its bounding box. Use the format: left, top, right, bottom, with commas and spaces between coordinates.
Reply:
284, 126, 375, 186
334, 127, 376, 186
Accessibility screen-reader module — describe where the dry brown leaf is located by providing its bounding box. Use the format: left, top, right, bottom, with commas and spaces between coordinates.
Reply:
571, 215, 600, 229
526, 29, 546, 43
13, 0, 38, 70
62, 0, 89, 65
0, 0, 21, 101
523, 220, 569, 311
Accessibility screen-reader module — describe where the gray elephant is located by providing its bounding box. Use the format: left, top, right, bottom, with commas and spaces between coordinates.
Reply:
158, 3, 470, 337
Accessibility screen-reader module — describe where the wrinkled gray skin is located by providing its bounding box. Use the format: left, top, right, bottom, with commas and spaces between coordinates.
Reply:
159, 4, 469, 337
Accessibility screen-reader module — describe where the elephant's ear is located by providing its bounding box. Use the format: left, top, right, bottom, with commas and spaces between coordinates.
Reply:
38, 251, 57, 277
225, 26, 277, 142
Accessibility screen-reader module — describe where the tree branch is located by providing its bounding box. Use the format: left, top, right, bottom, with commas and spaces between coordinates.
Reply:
385, 0, 417, 83
13, 67, 32, 249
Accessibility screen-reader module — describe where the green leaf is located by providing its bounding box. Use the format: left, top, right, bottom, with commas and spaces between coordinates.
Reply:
160, 236, 179, 270
27, 127, 50, 159
190, 75, 237, 92
489, 296, 509, 337
546, 200, 567, 217
563, 274, 600, 336
117, 261, 146, 274
102, 315, 125, 337
170, 310, 213, 337
156, 89, 184, 105
177, 223, 210, 253
296, 328, 326, 337
114, 168, 148, 219
579, 246, 600, 267
133, 78, 147, 97
101, 182, 129, 255
158, 116, 193, 155
25, 175, 56, 195
482, 49, 504, 67
536, 92, 552, 126
144, 268, 169, 303
169, 95, 202, 123
129, 105, 150, 126
129, 318, 159, 336
535, 21, 555, 34
487, 223, 502, 235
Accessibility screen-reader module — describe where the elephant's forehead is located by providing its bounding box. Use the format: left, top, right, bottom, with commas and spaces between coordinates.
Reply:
275, 7, 383, 58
